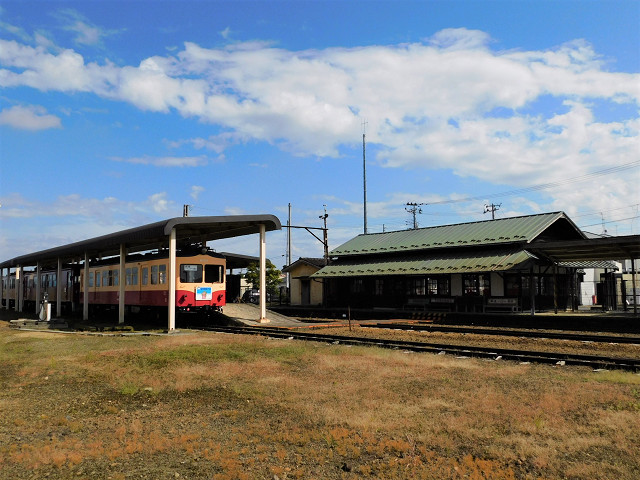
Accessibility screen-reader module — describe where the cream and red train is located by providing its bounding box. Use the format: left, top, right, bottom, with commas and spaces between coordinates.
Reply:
1, 248, 226, 316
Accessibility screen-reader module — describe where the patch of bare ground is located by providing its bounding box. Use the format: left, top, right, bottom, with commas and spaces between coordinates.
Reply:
1, 320, 639, 479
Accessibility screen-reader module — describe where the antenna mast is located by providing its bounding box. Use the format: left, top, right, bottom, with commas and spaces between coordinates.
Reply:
362, 120, 368, 234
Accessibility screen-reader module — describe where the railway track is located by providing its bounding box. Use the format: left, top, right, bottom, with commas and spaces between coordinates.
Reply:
194, 324, 640, 371
359, 323, 640, 344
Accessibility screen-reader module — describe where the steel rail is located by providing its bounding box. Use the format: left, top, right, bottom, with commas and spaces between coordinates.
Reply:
194, 324, 640, 371
358, 323, 640, 345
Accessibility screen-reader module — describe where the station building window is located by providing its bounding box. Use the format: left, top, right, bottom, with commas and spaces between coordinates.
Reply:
407, 277, 426, 296
351, 278, 365, 294
375, 278, 385, 296
463, 274, 491, 296
427, 277, 450, 296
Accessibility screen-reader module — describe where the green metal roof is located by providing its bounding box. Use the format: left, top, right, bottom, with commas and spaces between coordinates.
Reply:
330, 212, 584, 257
312, 249, 536, 278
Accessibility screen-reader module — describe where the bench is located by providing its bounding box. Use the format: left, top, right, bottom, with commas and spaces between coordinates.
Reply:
403, 298, 430, 311
403, 297, 455, 312
485, 298, 519, 313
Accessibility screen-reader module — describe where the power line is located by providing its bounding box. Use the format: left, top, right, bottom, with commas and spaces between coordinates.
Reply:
578, 215, 640, 229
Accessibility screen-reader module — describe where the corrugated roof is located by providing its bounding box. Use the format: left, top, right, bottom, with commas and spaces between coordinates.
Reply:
312, 249, 536, 278
330, 212, 584, 257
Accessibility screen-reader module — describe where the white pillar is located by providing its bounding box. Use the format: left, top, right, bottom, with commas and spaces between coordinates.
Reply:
35, 263, 41, 314
0, 268, 4, 310
56, 258, 62, 318
259, 224, 269, 323
119, 244, 126, 324
83, 252, 89, 321
168, 228, 176, 331
17, 265, 23, 312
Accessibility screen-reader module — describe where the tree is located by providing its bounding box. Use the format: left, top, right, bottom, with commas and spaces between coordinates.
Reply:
243, 260, 282, 296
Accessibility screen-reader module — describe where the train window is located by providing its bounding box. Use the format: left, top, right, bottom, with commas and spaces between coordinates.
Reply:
113, 269, 119, 287
88, 272, 94, 287
180, 264, 203, 283
126, 267, 139, 285
51, 273, 57, 288
151, 265, 158, 285
205, 264, 222, 283
96, 271, 101, 287
142, 267, 148, 285
102, 270, 109, 287
159, 264, 167, 284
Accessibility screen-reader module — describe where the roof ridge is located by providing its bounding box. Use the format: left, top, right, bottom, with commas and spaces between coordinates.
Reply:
359, 211, 566, 236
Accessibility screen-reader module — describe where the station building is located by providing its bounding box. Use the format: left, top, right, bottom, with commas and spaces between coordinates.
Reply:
312, 212, 628, 313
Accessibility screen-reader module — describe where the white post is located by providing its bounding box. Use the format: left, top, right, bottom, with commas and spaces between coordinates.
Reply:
56, 258, 62, 318
83, 252, 89, 321
35, 262, 41, 314
168, 227, 176, 331
259, 224, 269, 323
17, 265, 23, 312
119, 244, 126, 324
0, 268, 4, 310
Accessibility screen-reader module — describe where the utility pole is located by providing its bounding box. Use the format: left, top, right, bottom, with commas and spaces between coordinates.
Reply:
286, 203, 292, 290
183, 204, 191, 217
405, 202, 424, 229
362, 120, 368, 234
319, 205, 329, 264
484, 203, 501, 220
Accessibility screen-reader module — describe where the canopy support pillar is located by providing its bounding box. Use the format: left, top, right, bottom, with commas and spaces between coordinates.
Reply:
119, 245, 126, 324
56, 258, 62, 318
168, 228, 176, 332
83, 253, 89, 321
35, 263, 41, 314
259, 224, 269, 323
17, 265, 23, 312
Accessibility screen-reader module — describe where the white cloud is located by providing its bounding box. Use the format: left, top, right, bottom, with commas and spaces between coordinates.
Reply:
190, 186, 204, 201
55, 8, 118, 47
110, 155, 208, 167
1, 28, 638, 233
0, 104, 61, 130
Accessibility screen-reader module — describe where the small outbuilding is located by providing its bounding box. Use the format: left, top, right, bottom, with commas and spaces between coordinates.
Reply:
283, 258, 325, 306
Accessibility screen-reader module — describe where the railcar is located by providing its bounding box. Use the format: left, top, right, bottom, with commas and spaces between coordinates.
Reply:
80, 248, 226, 316
1, 248, 226, 318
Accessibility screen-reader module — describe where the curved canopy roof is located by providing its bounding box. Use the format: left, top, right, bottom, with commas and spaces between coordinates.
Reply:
0, 215, 281, 268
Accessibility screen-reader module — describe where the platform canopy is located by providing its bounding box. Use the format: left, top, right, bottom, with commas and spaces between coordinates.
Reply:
0, 215, 282, 268
527, 235, 640, 263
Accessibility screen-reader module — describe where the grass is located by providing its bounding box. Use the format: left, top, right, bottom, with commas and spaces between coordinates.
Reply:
1, 321, 639, 479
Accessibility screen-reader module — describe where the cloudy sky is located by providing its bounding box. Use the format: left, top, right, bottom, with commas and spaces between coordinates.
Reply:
1, 0, 638, 265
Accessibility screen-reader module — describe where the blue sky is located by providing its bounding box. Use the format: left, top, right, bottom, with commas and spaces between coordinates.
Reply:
1, 0, 639, 266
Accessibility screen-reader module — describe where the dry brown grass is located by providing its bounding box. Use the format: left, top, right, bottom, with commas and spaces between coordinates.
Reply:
1, 320, 639, 479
